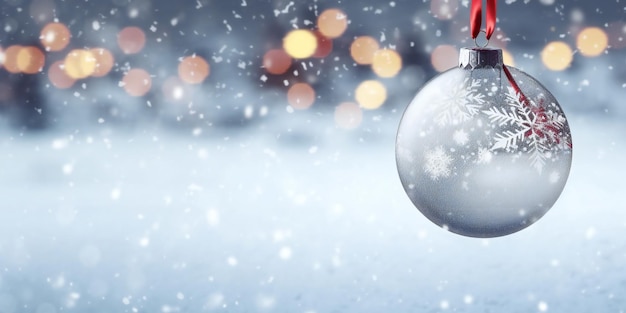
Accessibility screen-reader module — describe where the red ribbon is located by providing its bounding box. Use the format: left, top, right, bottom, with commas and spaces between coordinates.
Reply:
471, 0, 497, 40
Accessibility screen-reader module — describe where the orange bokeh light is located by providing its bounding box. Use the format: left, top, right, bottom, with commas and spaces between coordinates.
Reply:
3, 45, 23, 74
430, 44, 458, 72
90, 48, 115, 77
122, 68, 152, 97
178, 55, 210, 84
263, 49, 292, 75
48, 60, 76, 89
117, 26, 146, 54
317, 8, 348, 39
350, 36, 379, 65
40, 22, 71, 52
287, 83, 316, 110
17, 46, 46, 74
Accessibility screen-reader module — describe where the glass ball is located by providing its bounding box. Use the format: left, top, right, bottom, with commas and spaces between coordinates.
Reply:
396, 48, 572, 237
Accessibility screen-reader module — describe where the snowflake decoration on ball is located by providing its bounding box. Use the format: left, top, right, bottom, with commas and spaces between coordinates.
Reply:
424, 146, 453, 180
433, 78, 486, 126
483, 87, 571, 173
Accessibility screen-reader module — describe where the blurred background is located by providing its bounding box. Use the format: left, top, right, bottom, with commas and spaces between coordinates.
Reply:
0, 0, 624, 312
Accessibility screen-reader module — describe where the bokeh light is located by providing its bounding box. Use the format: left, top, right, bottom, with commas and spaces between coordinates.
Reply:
371, 49, 402, 78
430, 44, 458, 72
178, 55, 210, 84
541, 41, 573, 71
162, 76, 190, 102
17, 46, 45, 74
64, 49, 97, 79
263, 49, 292, 75
313, 31, 333, 58
90, 48, 115, 77
607, 22, 626, 49
40, 22, 70, 52
430, 0, 459, 20
29, 0, 56, 24
122, 68, 152, 97
355, 80, 387, 110
287, 83, 315, 110
283, 30, 318, 59
3, 45, 24, 74
317, 8, 348, 39
118, 26, 146, 54
48, 60, 75, 89
502, 49, 515, 66
334, 102, 363, 129
576, 27, 608, 57
350, 36, 379, 65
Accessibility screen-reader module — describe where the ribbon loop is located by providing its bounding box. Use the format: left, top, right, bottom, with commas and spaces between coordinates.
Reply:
470, 0, 497, 40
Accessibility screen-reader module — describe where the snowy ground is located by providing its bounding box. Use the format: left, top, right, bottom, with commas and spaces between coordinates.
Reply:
0, 110, 624, 313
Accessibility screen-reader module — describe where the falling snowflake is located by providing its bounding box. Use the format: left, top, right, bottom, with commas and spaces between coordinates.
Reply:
433, 78, 486, 126
453, 129, 469, 145
483, 87, 570, 173
476, 147, 493, 164
424, 146, 453, 180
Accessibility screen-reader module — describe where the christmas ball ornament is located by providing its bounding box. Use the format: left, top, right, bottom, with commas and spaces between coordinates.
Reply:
396, 47, 572, 237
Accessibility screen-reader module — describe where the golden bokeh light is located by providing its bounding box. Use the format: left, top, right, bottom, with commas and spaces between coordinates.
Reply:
313, 31, 333, 58
371, 49, 402, 78
350, 36, 379, 65
334, 102, 363, 129
178, 55, 210, 84
317, 8, 348, 39
287, 83, 316, 110
48, 60, 75, 89
541, 41, 573, 71
430, 44, 458, 72
430, 0, 459, 21
90, 48, 115, 77
17, 46, 46, 74
118, 26, 146, 54
502, 49, 515, 66
263, 49, 292, 75
283, 29, 318, 59
40, 22, 70, 52
355, 80, 387, 110
64, 49, 97, 79
122, 68, 152, 97
3, 45, 24, 74
576, 27, 608, 57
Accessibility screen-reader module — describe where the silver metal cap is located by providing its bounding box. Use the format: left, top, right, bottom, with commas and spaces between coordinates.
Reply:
459, 47, 503, 70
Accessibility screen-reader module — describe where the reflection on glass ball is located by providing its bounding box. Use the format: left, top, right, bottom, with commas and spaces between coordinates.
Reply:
396, 48, 572, 238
